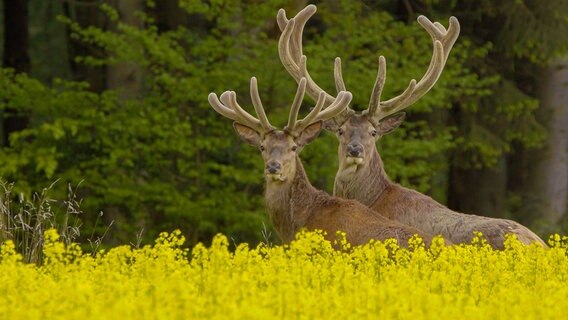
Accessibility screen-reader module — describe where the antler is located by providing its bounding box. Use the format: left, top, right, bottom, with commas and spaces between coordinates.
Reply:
208, 77, 275, 133
284, 78, 353, 136
209, 76, 352, 136
366, 15, 460, 123
278, 5, 460, 126
277, 5, 352, 117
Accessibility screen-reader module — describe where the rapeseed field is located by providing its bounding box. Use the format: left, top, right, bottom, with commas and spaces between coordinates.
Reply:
0, 229, 567, 319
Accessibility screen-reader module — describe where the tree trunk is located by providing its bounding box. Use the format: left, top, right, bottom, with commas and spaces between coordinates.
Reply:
425, 105, 451, 205
153, 0, 188, 31
62, 0, 106, 92
105, 0, 143, 99
448, 157, 508, 218
521, 59, 568, 234
2, 0, 30, 146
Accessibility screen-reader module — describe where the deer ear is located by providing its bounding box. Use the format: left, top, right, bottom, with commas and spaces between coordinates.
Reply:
296, 121, 323, 146
376, 112, 405, 135
233, 122, 262, 146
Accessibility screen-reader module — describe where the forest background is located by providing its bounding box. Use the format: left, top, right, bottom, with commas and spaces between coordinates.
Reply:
0, 0, 567, 247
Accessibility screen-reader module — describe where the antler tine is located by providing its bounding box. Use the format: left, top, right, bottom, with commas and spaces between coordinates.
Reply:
277, 6, 312, 60
209, 90, 268, 133
286, 78, 307, 132
278, 18, 299, 78
209, 92, 242, 123
374, 16, 460, 121
378, 40, 443, 114
367, 56, 387, 117
433, 22, 446, 32
334, 58, 347, 92
295, 91, 353, 133
314, 91, 353, 122
373, 79, 417, 121
296, 91, 326, 129
276, 8, 289, 33
223, 92, 264, 130
278, 5, 338, 107
250, 77, 274, 131
417, 15, 460, 79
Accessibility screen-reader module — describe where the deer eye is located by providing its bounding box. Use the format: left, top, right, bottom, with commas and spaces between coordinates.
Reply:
259, 145, 265, 151
371, 130, 377, 137
337, 128, 344, 136
291, 145, 298, 152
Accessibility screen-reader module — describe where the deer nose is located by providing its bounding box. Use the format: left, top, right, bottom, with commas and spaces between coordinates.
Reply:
347, 143, 363, 157
265, 161, 282, 174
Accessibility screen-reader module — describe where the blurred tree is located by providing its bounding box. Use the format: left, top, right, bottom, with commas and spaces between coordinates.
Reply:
28, 0, 71, 82
105, 0, 144, 99
62, 0, 106, 92
1, 0, 560, 246
454, 0, 568, 232
398, 0, 567, 233
522, 58, 568, 233
152, 0, 189, 31
492, 0, 568, 233
2, 0, 29, 146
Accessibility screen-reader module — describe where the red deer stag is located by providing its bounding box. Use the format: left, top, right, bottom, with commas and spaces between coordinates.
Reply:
208, 76, 437, 246
277, 5, 546, 249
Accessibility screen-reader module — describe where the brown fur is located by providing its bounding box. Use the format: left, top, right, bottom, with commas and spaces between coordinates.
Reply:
245, 128, 435, 247
268, 154, 432, 247
209, 76, 437, 247
275, 4, 542, 249
333, 115, 547, 249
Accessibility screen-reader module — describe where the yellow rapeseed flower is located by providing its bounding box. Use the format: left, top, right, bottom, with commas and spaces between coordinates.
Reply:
0, 229, 566, 319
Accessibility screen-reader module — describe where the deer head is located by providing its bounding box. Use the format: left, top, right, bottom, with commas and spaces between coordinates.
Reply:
277, 5, 460, 172
208, 77, 353, 183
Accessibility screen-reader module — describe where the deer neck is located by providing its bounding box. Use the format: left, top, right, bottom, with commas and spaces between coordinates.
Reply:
264, 157, 318, 242
334, 146, 392, 206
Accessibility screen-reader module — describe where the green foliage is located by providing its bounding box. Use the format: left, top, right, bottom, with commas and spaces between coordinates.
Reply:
491, 0, 568, 63
0, 0, 555, 244
420, 0, 568, 171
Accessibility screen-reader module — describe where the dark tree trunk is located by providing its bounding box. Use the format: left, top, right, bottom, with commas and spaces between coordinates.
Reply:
425, 105, 451, 205
3, 0, 29, 72
519, 59, 568, 234
62, 0, 106, 92
448, 157, 508, 218
105, 0, 143, 100
2, 0, 30, 146
153, 0, 188, 31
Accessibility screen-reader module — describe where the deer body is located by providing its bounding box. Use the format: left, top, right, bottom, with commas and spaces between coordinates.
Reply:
277, 5, 546, 248
208, 77, 435, 247
335, 142, 546, 249
266, 155, 427, 246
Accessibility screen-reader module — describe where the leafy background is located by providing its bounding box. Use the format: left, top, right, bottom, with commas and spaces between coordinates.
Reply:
0, 0, 566, 246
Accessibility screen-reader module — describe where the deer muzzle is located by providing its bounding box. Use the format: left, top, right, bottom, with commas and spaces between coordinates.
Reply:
265, 161, 285, 182
344, 143, 364, 166
346, 143, 364, 158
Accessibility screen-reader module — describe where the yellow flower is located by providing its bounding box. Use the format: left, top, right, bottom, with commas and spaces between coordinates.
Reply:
0, 230, 565, 319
